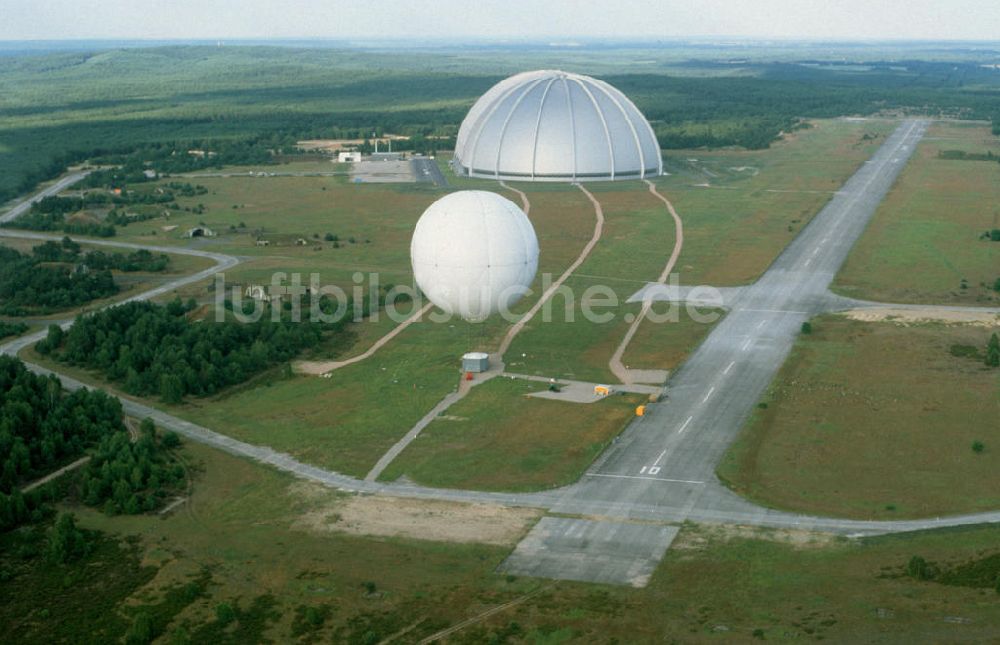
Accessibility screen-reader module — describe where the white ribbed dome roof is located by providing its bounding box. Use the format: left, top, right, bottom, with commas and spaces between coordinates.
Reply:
454, 70, 662, 182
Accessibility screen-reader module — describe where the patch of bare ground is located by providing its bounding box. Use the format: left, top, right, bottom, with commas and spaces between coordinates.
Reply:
843, 307, 1000, 327
289, 482, 541, 546
671, 523, 840, 555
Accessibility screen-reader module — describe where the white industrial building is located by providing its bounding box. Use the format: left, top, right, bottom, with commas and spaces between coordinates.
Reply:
462, 352, 490, 373
453, 70, 662, 182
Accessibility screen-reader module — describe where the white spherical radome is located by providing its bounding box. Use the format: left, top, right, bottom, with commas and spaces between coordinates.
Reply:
410, 191, 539, 321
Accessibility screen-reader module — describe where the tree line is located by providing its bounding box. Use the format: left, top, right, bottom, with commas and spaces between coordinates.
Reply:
0, 237, 169, 315
0, 244, 117, 314
0, 355, 123, 496
0, 354, 186, 532
38, 296, 354, 403
0, 321, 28, 341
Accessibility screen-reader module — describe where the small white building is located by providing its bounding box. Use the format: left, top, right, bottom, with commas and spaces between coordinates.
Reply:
245, 284, 268, 301
462, 352, 489, 373
338, 151, 362, 163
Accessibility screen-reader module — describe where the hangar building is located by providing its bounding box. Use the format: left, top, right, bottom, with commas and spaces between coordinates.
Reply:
453, 70, 662, 182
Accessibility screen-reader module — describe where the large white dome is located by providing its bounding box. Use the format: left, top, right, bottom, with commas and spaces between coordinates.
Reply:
411, 191, 539, 321
454, 70, 662, 182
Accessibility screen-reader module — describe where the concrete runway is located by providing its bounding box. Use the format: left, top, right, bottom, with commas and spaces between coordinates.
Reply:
8, 121, 1000, 588
0, 170, 91, 224
500, 119, 934, 584
412, 156, 448, 187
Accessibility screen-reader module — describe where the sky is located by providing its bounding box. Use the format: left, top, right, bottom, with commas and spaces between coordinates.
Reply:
2, 0, 1000, 42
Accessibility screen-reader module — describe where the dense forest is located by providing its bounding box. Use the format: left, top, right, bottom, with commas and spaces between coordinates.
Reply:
0, 353, 185, 530
0, 244, 116, 314
0, 237, 169, 315
39, 296, 353, 402
0, 355, 123, 495
4, 46, 1000, 203
79, 419, 184, 515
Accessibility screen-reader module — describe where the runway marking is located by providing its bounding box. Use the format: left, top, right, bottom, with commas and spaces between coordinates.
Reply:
755, 319, 766, 330
654, 449, 667, 466
741, 338, 753, 351
701, 387, 715, 403
589, 473, 704, 484
803, 258, 812, 267
678, 415, 694, 433
723, 360, 736, 374
648, 466, 661, 475
811, 247, 820, 256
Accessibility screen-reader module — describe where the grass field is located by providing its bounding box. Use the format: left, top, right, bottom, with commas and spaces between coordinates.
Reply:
718, 315, 1000, 519
12, 438, 1000, 642
171, 316, 514, 477
12, 119, 896, 481
379, 377, 645, 491
506, 118, 889, 382
623, 305, 724, 372
656, 118, 898, 286
834, 121, 1000, 305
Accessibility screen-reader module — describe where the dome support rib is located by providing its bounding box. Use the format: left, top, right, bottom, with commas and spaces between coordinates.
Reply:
571, 77, 616, 180
561, 75, 577, 182
592, 80, 647, 179
466, 81, 530, 176
604, 81, 663, 177
530, 77, 557, 181
493, 78, 546, 179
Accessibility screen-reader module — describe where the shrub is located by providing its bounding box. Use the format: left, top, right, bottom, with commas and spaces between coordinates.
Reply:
907, 555, 935, 581
972, 440, 985, 454
215, 602, 236, 626
47, 513, 91, 564
986, 333, 1000, 368
801, 321, 813, 334
125, 610, 153, 645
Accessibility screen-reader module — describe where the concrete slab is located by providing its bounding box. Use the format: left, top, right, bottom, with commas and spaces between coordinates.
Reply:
499, 517, 678, 587
525, 381, 604, 403
349, 160, 415, 183
625, 368, 669, 384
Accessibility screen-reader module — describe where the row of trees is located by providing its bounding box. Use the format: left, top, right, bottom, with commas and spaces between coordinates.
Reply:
40, 297, 348, 402
0, 355, 125, 494
0, 321, 28, 341
7, 189, 177, 237
84, 138, 284, 181
5, 209, 116, 237
32, 237, 170, 272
